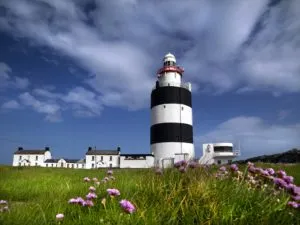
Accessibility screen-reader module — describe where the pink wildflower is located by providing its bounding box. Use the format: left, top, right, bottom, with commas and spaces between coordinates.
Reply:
230, 164, 238, 172
89, 186, 96, 192
107, 170, 113, 175
107, 188, 120, 196
287, 201, 299, 209
119, 199, 136, 213
219, 166, 226, 172
179, 166, 187, 173
283, 176, 294, 184
277, 170, 286, 178
56, 213, 64, 221
86, 192, 97, 200
83, 177, 90, 182
0, 200, 7, 205
92, 177, 98, 182
83, 200, 94, 207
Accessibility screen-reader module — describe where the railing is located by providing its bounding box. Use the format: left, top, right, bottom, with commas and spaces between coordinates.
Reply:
152, 82, 191, 91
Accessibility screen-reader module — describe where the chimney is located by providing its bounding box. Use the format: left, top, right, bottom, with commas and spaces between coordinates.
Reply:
18, 147, 23, 151
45, 147, 50, 151
88, 147, 92, 151
117, 146, 121, 152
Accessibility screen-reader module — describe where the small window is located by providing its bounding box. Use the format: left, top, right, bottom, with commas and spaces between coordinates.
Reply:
110, 156, 112, 161
101, 156, 103, 161
46, 164, 48, 167
228, 160, 232, 164
19, 163, 21, 166
163, 105, 166, 108
109, 163, 112, 168
181, 106, 184, 110
35, 162, 38, 166
168, 83, 170, 86
92, 156, 95, 161
91, 163, 94, 168
36, 156, 38, 160
19, 156, 22, 160
217, 160, 221, 165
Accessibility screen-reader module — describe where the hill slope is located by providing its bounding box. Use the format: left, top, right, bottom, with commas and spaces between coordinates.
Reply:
235, 148, 300, 164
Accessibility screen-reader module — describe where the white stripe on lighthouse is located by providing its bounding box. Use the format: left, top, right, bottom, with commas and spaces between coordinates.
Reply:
151, 104, 193, 125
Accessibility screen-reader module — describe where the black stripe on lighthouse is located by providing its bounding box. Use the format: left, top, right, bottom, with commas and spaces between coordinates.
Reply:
150, 123, 193, 144
151, 86, 192, 108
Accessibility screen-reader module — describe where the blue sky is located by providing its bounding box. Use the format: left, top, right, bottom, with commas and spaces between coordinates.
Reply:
0, 0, 300, 165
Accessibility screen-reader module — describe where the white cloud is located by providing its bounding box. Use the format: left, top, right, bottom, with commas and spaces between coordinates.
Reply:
33, 86, 103, 117
0, 0, 299, 110
196, 116, 300, 159
19, 92, 62, 122
1, 100, 21, 109
0, 62, 30, 90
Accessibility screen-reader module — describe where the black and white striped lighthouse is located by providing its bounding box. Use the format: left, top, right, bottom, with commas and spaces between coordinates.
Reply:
150, 53, 195, 167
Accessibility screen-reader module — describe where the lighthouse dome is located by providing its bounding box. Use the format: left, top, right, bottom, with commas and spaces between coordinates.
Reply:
163, 52, 176, 64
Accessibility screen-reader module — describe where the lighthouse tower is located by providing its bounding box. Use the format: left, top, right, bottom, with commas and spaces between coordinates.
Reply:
150, 53, 195, 168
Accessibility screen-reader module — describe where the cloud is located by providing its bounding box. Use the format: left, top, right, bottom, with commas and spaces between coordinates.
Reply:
0, 62, 30, 90
19, 92, 62, 122
1, 100, 21, 109
196, 116, 300, 159
33, 86, 103, 117
0, 0, 299, 110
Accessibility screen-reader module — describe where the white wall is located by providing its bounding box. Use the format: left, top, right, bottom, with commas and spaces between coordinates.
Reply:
151, 104, 193, 125
158, 72, 182, 87
151, 142, 195, 168
120, 156, 154, 168
13, 152, 51, 167
85, 155, 119, 169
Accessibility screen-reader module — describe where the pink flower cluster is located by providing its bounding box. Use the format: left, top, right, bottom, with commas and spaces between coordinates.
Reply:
107, 188, 120, 196
69, 185, 97, 207
215, 162, 300, 209
174, 160, 199, 173
119, 199, 136, 214
0, 200, 9, 212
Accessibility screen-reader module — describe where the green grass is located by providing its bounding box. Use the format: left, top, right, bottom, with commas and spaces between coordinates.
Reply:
0, 164, 299, 225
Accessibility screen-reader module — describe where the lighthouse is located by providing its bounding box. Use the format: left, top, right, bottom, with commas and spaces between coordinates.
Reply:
150, 53, 195, 168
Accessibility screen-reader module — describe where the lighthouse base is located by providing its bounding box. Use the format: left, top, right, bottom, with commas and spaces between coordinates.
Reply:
151, 142, 195, 168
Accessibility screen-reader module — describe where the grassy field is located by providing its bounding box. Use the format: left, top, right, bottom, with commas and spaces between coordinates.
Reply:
0, 163, 299, 225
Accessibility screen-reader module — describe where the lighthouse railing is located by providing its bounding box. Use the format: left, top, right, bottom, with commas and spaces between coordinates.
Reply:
152, 82, 191, 91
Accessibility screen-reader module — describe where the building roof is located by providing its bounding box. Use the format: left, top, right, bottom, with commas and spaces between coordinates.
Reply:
120, 154, 154, 157
64, 159, 81, 163
14, 150, 49, 155
45, 159, 59, 163
86, 150, 120, 155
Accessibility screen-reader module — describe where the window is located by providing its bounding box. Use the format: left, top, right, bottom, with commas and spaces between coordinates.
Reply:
101, 156, 103, 161
214, 146, 233, 152
163, 105, 166, 108
110, 156, 112, 161
109, 163, 112, 168
36, 156, 38, 160
92, 156, 95, 161
35, 162, 38, 166
228, 160, 232, 164
217, 160, 221, 165
92, 163, 94, 168
19, 156, 22, 160
168, 83, 170, 86
19, 163, 21, 166
181, 106, 184, 110
46, 164, 48, 167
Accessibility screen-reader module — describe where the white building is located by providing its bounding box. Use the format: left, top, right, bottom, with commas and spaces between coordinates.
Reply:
12, 147, 52, 167
199, 143, 240, 165
85, 147, 120, 169
120, 154, 154, 168
151, 53, 195, 168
